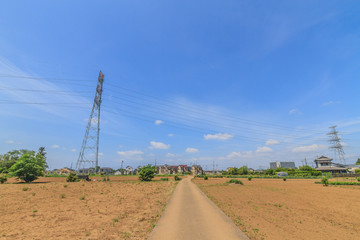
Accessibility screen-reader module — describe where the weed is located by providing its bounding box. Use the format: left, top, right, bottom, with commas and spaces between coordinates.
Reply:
321, 177, 329, 186
60, 194, 66, 199
22, 187, 29, 191
80, 195, 86, 200
113, 218, 119, 222
63, 184, 68, 188
174, 175, 182, 181
33, 209, 38, 213
248, 176, 253, 181
227, 179, 243, 185
85, 231, 91, 236
32, 192, 36, 196
283, 177, 287, 181
160, 178, 169, 181
357, 177, 360, 182
204, 176, 208, 180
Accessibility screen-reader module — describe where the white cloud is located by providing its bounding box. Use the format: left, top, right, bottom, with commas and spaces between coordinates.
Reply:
289, 108, 301, 115
166, 153, 176, 157
5, 140, 14, 144
155, 120, 164, 125
227, 151, 253, 159
292, 144, 326, 153
186, 148, 199, 153
322, 101, 334, 106
71, 149, 76, 152
117, 150, 144, 161
204, 133, 234, 140
168, 133, 174, 137
149, 141, 170, 149
256, 146, 273, 153
227, 152, 242, 158
266, 139, 280, 145
51, 144, 60, 149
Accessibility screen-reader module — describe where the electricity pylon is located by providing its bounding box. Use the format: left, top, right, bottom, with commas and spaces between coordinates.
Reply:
327, 126, 346, 164
76, 71, 104, 173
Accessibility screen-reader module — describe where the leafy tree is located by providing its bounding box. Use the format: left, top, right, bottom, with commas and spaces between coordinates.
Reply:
239, 166, 248, 175
264, 168, 276, 175
227, 167, 239, 175
356, 158, 360, 165
9, 149, 48, 183
0, 149, 33, 173
138, 165, 156, 181
299, 165, 316, 171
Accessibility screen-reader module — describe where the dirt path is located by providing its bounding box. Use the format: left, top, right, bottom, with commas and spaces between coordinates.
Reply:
148, 177, 249, 240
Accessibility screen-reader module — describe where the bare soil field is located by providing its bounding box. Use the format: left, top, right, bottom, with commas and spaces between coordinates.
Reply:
193, 178, 360, 240
0, 177, 176, 239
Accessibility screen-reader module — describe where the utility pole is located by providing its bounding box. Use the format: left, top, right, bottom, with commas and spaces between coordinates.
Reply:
327, 126, 346, 164
76, 71, 104, 173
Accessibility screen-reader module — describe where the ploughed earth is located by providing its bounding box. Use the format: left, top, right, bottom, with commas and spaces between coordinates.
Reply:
193, 178, 360, 240
1, 176, 176, 239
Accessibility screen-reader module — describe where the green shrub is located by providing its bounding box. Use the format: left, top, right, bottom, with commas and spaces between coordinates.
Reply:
80, 195, 85, 200
66, 172, 78, 182
106, 176, 110, 182
22, 187, 29, 191
227, 179, 243, 185
138, 165, 156, 181
248, 176, 252, 181
60, 193, 66, 199
283, 177, 287, 181
160, 178, 169, 181
357, 177, 360, 182
0, 173, 7, 184
204, 176, 208, 180
174, 175, 182, 181
321, 177, 329, 186
9, 152, 47, 183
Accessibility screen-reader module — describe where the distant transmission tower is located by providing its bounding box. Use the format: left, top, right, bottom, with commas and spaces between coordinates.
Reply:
76, 71, 104, 173
327, 126, 346, 164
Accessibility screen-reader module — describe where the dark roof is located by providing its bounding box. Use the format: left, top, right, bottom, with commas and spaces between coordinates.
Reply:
315, 156, 333, 161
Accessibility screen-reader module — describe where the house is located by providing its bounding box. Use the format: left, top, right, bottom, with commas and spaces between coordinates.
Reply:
157, 165, 171, 175
177, 165, 191, 174
125, 166, 133, 175
52, 168, 72, 175
191, 165, 203, 175
314, 156, 347, 174
78, 168, 94, 175
270, 161, 296, 169
99, 167, 114, 175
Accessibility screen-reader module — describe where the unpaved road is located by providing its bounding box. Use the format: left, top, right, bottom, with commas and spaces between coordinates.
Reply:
148, 177, 249, 240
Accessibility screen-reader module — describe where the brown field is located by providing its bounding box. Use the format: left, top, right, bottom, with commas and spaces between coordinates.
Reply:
0, 176, 176, 239
193, 178, 360, 240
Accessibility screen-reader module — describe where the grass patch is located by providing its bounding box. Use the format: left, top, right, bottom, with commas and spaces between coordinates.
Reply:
22, 187, 29, 191
227, 179, 244, 185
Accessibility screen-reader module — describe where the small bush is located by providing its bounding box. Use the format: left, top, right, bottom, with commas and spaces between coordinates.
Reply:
248, 176, 252, 181
283, 177, 287, 181
138, 165, 156, 181
227, 179, 243, 185
321, 177, 329, 186
22, 187, 29, 191
106, 176, 110, 182
160, 178, 169, 181
357, 177, 360, 182
63, 184, 68, 188
204, 176, 208, 180
174, 175, 182, 181
60, 194, 66, 199
66, 172, 78, 182
80, 195, 85, 200
0, 174, 7, 184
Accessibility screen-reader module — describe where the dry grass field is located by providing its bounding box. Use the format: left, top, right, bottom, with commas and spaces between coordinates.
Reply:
0, 176, 176, 239
193, 178, 360, 240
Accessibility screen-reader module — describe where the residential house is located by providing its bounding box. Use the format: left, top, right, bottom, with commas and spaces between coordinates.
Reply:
99, 167, 114, 175
314, 156, 347, 174
191, 165, 203, 175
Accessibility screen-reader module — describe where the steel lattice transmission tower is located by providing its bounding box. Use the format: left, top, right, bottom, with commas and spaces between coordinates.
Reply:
327, 125, 346, 164
76, 71, 104, 172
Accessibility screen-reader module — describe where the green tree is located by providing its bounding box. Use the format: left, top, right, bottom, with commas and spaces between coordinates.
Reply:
9, 150, 48, 183
356, 158, 360, 165
299, 165, 315, 171
239, 166, 248, 175
0, 149, 33, 173
227, 167, 239, 175
138, 165, 156, 181
264, 168, 276, 175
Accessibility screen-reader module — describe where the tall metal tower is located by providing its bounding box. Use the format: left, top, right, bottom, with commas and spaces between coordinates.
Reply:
76, 71, 104, 172
327, 126, 346, 164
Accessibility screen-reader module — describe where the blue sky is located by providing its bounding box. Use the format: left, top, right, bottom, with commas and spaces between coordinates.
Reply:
1, 1, 360, 170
